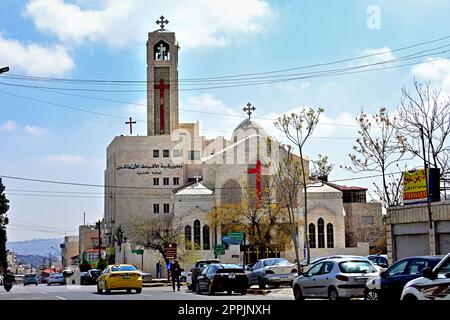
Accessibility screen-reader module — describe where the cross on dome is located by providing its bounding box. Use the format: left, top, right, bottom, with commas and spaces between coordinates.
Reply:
243, 102, 256, 119
156, 15, 169, 31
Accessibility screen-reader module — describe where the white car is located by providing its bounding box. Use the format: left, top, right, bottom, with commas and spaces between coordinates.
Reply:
401, 252, 450, 301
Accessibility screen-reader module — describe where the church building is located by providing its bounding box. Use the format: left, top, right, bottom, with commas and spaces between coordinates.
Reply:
103, 17, 370, 275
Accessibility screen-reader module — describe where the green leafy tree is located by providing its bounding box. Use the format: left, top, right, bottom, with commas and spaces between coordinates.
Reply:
0, 178, 10, 273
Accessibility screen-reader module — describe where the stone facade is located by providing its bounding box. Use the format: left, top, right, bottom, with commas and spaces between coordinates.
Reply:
61, 235, 79, 268
344, 202, 384, 249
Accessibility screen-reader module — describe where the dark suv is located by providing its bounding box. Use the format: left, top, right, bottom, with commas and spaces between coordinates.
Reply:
187, 259, 220, 291
364, 255, 443, 300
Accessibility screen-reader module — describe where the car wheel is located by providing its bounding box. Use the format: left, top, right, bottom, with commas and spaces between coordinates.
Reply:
97, 284, 103, 294
208, 283, 215, 295
328, 287, 339, 301
258, 278, 266, 289
136, 288, 142, 294
127, 289, 132, 293
293, 285, 304, 302
105, 282, 111, 294
364, 289, 379, 300
227, 290, 232, 295
402, 294, 418, 302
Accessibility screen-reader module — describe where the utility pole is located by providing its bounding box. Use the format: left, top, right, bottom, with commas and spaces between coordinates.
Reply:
96, 220, 102, 267
49, 251, 52, 271
420, 125, 437, 256
420, 125, 433, 229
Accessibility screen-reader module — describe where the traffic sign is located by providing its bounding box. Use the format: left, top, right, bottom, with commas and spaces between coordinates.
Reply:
227, 232, 244, 242
163, 243, 177, 259
132, 249, 144, 255
214, 244, 225, 255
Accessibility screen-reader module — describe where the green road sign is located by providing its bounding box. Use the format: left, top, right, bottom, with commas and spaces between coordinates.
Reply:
228, 232, 244, 241
132, 249, 144, 255
214, 244, 225, 255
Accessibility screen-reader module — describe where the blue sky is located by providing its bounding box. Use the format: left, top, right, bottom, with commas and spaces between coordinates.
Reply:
1, 0, 450, 241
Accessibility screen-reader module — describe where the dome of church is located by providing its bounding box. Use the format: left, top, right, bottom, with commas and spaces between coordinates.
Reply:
231, 118, 268, 141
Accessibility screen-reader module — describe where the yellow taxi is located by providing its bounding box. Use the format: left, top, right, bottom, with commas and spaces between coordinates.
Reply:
97, 264, 142, 294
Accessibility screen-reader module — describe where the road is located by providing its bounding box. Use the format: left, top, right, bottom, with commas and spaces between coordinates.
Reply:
0, 284, 294, 300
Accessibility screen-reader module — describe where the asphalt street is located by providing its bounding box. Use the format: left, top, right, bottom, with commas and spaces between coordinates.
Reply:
0, 284, 294, 300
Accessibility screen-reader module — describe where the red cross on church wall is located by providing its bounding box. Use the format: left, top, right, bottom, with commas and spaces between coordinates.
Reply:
248, 159, 263, 208
154, 79, 170, 134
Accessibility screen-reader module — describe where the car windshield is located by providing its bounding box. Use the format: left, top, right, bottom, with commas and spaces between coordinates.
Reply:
339, 261, 377, 273
90, 270, 101, 276
50, 274, 63, 278
111, 265, 138, 272
24, 274, 36, 278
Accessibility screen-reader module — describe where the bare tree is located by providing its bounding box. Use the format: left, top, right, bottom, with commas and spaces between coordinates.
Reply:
343, 107, 408, 208
397, 80, 450, 177
128, 214, 188, 269
275, 107, 323, 266
271, 144, 304, 273
311, 154, 334, 181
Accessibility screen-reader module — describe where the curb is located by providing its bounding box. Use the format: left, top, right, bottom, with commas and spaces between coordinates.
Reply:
247, 288, 271, 295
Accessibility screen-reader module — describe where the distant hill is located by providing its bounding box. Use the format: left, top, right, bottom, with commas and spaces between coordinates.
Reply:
6, 237, 64, 257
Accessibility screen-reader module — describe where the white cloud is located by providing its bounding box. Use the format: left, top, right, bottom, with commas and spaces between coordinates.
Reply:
0, 120, 17, 132
411, 58, 450, 95
0, 33, 74, 76
23, 125, 47, 136
24, 0, 273, 49
45, 154, 86, 165
353, 46, 395, 67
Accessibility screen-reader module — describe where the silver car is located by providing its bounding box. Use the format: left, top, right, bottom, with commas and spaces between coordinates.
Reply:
47, 273, 66, 285
246, 258, 298, 289
293, 257, 379, 300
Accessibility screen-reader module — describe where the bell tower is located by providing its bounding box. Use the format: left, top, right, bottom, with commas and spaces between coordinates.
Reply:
147, 16, 179, 136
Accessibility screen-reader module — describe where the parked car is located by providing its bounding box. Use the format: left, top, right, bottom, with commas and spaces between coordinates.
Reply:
401, 252, 450, 301
196, 263, 249, 295
180, 271, 191, 283
47, 273, 66, 285
293, 257, 379, 301
364, 255, 443, 300
300, 255, 376, 273
79, 271, 88, 284
187, 259, 220, 291
81, 269, 102, 285
367, 254, 389, 270
247, 258, 297, 289
23, 273, 39, 286
97, 264, 142, 294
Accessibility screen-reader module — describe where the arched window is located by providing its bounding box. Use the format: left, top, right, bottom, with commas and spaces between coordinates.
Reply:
193, 220, 201, 250
184, 225, 192, 250
153, 40, 170, 60
327, 223, 334, 248
308, 223, 316, 248
318, 218, 325, 248
202, 225, 210, 250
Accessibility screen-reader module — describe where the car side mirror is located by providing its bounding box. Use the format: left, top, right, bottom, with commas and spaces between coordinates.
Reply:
422, 267, 435, 279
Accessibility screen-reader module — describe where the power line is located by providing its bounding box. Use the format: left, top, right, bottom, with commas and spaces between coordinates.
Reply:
2, 47, 449, 91
4, 34, 450, 83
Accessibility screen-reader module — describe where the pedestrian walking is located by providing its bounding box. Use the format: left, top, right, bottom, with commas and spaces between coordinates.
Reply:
156, 261, 162, 278
170, 259, 181, 292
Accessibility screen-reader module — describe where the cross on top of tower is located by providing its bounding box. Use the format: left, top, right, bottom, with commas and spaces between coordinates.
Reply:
156, 15, 169, 31
243, 102, 256, 119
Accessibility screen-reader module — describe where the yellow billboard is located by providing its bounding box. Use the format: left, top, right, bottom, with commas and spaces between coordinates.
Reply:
403, 169, 428, 204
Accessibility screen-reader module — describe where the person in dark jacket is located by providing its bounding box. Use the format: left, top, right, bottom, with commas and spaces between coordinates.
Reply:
170, 259, 181, 292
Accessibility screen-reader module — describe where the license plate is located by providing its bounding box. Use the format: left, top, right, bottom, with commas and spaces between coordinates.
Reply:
123, 275, 130, 279
229, 273, 236, 279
